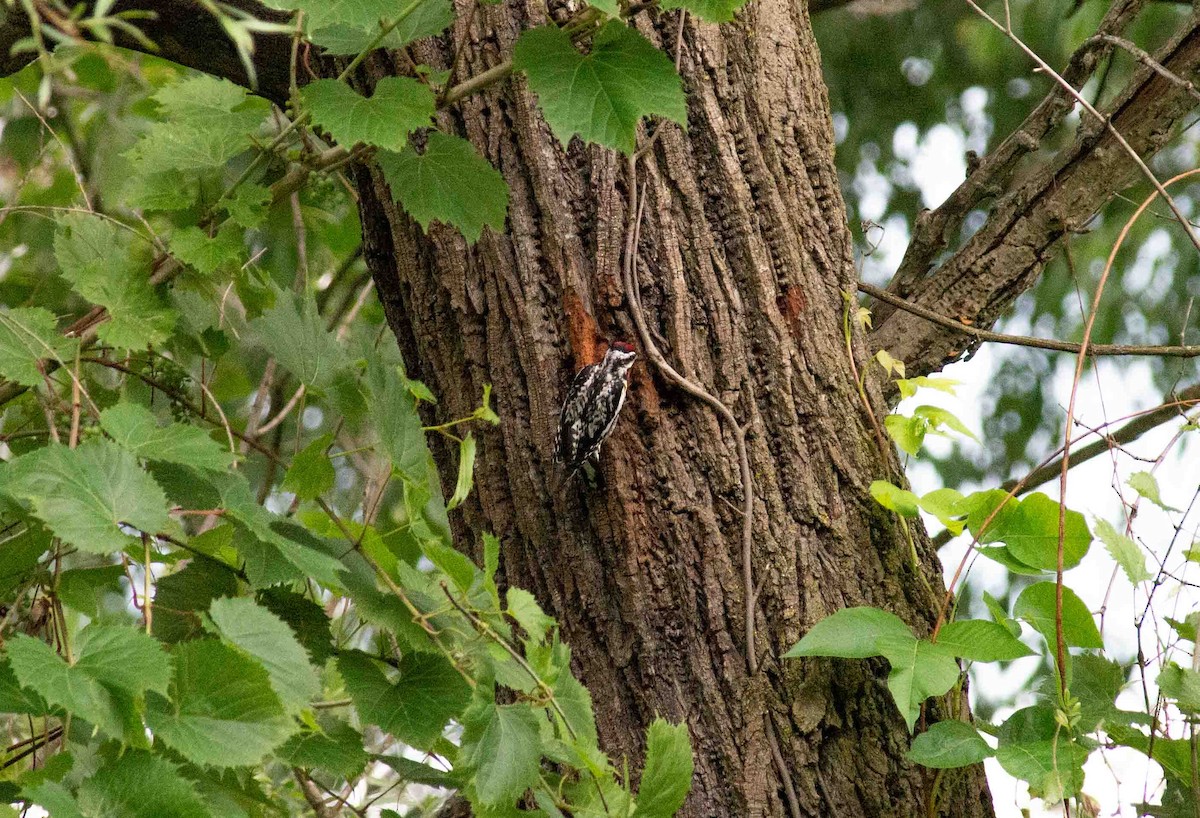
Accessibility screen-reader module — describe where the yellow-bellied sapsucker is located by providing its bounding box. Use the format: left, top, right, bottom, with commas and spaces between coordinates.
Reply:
554, 342, 637, 475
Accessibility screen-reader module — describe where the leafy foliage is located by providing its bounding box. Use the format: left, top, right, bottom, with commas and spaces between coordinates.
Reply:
0, 3, 699, 809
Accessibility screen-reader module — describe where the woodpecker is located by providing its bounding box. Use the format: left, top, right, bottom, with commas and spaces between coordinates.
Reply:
554, 341, 637, 475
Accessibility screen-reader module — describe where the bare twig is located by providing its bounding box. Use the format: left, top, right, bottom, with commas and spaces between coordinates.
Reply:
859, 282, 1200, 358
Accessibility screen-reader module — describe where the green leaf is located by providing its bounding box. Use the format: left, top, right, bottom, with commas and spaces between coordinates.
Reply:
223, 181, 273, 228
507, 587, 555, 645
1093, 517, 1151, 585
1, 440, 170, 554
993, 493, 1091, 572
907, 720, 993, 768
146, 639, 295, 767
100, 402, 238, 472
0, 307, 78, 386
264, 0, 453, 53
635, 718, 694, 818
462, 703, 542, 806
918, 488, 966, 535
960, 489, 1020, 543
1013, 582, 1102, 649
514, 21, 686, 155
338, 651, 471, 750
877, 636, 960, 731
995, 710, 1089, 800
659, 0, 748, 22
446, 432, 476, 511
250, 288, 349, 390
259, 588, 336, 665
1129, 471, 1179, 511
895, 376, 960, 400
6, 634, 130, 741
1159, 665, 1200, 712
373, 755, 454, 787
783, 606, 912, 659
367, 361, 429, 482
278, 720, 369, 778
552, 668, 598, 748
169, 225, 245, 275
378, 131, 509, 244
77, 751, 212, 818
125, 74, 268, 174
868, 480, 919, 517
302, 77, 435, 152
73, 625, 172, 697
911, 404, 978, 442
282, 434, 336, 501
208, 596, 320, 715
884, 413, 926, 457
152, 558, 239, 643
22, 781, 84, 818
935, 619, 1033, 662
981, 590, 1022, 638
53, 213, 176, 348
57, 564, 125, 617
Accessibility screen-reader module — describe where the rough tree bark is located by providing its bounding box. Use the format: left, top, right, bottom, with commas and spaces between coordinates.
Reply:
348, 1, 994, 815
13, 0, 1199, 815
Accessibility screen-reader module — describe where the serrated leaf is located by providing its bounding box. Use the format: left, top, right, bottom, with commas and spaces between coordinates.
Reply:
1158, 665, 1200, 712
153, 558, 239, 644
377, 132, 508, 244
278, 720, 369, 778
208, 596, 320, 715
1129, 471, 1179, 511
125, 74, 268, 174
367, 361, 428, 482
636, 718, 693, 818
100, 402, 238, 472
169, 225, 245, 275
259, 588, 336, 665
22, 781, 83, 818
783, 606, 912, 659
338, 651, 471, 750
73, 625, 172, 696
77, 751, 212, 818
53, 213, 176, 348
302, 77, 435, 152
462, 703, 542, 806
935, 619, 1033, 662
659, 0, 748, 22
1, 440, 170, 554
1093, 517, 1151, 585
250, 288, 349, 390
446, 432, 476, 511
907, 720, 993, 768
507, 587, 555, 645
264, 0, 453, 53
1013, 582, 1102, 649
0, 307, 78, 386
552, 669, 598, 748
283, 434, 336, 501
146, 639, 295, 767
513, 21, 686, 154
223, 182, 273, 228
6, 634, 131, 741
869, 480, 919, 517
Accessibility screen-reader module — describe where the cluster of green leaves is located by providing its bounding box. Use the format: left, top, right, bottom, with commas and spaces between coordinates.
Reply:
0, 0, 764, 807
787, 377, 1200, 812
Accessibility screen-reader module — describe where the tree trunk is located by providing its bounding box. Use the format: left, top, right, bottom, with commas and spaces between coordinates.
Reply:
348, 2, 995, 816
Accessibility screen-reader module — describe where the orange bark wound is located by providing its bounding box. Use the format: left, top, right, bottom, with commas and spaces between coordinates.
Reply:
563, 288, 601, 367
778, 285, 809, 344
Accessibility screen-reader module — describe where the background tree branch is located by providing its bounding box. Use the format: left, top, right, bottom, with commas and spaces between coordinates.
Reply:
868, 1, 1200, 381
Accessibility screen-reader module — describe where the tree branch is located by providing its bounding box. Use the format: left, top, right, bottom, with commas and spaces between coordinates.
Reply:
0, 1, 299, 106
859, 282, 1200, 357
871, 8, 1200, 380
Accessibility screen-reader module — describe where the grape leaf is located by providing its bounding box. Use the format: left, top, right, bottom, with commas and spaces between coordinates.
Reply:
513, 21, 686, 154
302, 77, 435, 152
1, 440, 170, 554
378, 132, 509, 243
101, 402, 238, 472
0, 307, 78, 386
